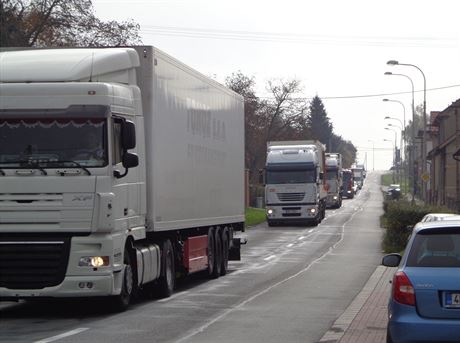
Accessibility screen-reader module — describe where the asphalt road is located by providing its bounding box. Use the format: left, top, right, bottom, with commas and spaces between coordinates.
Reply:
0, 172, 384, 343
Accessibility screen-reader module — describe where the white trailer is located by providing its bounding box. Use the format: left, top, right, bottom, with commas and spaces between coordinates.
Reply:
0, 46, 245, 310
325, 153, 343, 208
265, 141, 327, 226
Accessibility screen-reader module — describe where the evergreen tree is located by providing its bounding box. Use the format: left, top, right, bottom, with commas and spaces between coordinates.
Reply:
307, 95, 333, 149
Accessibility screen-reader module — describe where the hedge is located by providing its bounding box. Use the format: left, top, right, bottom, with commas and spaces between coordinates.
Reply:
381, 199, 455, 253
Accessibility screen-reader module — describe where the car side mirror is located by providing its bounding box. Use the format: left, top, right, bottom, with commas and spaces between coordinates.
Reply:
382, 253, 402, 267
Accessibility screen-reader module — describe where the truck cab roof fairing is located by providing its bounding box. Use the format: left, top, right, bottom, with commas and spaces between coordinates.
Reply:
0, 48, 140, 83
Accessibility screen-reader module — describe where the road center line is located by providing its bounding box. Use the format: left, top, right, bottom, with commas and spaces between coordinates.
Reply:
34, 328, 89, 343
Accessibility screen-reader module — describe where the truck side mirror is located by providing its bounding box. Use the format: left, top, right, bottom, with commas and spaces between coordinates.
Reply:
122, 121, 136, 150
114, 153, 139, 179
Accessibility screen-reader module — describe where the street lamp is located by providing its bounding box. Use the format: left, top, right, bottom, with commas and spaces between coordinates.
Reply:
387, 60, 427, 200
385, 126, 399, 182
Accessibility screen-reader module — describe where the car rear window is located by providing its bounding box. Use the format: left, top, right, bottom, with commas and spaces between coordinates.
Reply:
407, 229, 460, 267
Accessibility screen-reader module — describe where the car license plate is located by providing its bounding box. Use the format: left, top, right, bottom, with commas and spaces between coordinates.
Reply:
445, 292, 460, 307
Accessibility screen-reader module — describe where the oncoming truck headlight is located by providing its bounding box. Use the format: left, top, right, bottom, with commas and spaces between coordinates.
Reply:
333, 195, 338, 200
79, 256, 110, 267
267, 208, 274, 215
308, 208, 316, 214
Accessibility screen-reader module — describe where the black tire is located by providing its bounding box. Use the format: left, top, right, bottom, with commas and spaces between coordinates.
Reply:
207, 228, 215, 277
212, 228, 222, 278
220, 228, 229, 276
158, 239, 175, 298
386, 327, 393, 343
112, 247, 135, 312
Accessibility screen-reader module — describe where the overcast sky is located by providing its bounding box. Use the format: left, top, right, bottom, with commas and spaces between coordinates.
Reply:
93, 0, 460, 170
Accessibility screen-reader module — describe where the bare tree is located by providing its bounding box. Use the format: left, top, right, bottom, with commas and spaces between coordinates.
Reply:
1, 0, 141, 47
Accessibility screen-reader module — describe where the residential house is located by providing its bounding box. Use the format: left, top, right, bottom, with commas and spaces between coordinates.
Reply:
428, 99, 460, 211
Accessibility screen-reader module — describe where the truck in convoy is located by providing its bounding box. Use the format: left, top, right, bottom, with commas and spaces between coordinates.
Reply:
265, 141, 327, 226
341, 169, 355, 199
325, 153, 343, 208
352, 165, 365, 190
0, 46, 245, 310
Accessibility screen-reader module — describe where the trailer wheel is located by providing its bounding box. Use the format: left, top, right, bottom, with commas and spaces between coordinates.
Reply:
220, 228, 229, 276
212, 228, 222, 278
112, 247, 134, 311
158, 239, 175, 298
207, 228, 215, 277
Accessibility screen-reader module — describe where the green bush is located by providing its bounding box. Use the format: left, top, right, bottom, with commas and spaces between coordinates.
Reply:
245, 207, 266, 227
381, 199, 455, 253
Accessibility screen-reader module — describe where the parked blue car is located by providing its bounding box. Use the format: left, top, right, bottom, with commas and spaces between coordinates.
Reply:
382, 219, 460, 343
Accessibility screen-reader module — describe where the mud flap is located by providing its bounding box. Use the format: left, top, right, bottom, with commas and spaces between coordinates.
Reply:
229, 237, 247, 261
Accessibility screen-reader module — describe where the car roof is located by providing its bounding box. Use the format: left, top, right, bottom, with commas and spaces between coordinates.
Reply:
421, 213, 459, 222
414, 220, 460, 233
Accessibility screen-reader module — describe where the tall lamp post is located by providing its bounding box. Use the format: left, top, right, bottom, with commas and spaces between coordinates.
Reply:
385, 126, 399, 182
387, 60, 427, 201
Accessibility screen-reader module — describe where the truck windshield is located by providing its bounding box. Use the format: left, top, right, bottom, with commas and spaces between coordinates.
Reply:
326, 170, 338, 180
266, 170, 315, 184
0, 118, 107, 168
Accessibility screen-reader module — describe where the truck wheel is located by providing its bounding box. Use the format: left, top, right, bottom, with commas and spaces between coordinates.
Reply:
112, 247, 134, 311
212, 228, 222, 278
158, 239, 175, 298
220, 228, 229, 276
207, 228, 215, 277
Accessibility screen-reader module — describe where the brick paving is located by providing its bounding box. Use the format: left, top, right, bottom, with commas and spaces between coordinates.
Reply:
319, 266, 396, 343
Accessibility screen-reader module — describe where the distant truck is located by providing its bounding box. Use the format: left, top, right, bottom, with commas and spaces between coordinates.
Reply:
265, 141, 327, 226
341, 169, 355, 198
352, 166, 365, 190
0, 46, 245, 310
325, 153, 343, 208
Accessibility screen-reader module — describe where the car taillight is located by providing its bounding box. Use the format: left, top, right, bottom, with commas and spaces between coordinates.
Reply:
393, 271, 415, 306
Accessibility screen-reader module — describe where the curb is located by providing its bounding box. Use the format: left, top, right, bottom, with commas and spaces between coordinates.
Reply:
318, 265, 387, 343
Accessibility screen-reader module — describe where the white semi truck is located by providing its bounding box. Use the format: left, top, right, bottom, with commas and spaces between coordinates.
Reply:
265, 141, 327, 226
325, 153, 343, 209
0, 46, 245, 310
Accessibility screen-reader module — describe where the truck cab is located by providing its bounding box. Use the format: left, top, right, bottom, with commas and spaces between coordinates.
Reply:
264, 141, 327, 226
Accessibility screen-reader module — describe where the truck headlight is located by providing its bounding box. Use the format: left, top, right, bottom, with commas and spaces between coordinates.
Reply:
267, 208, 274, 215
309, 208, 316, 214
79, 256, 110, 267
333, 196, 338, 200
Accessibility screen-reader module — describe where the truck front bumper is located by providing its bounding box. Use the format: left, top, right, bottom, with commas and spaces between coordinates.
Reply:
266, 204, 319, 222
0, 273, 123, 299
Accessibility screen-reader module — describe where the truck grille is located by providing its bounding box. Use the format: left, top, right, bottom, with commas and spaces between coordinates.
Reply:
277, 192, 305, 202
0, 236, 71, 289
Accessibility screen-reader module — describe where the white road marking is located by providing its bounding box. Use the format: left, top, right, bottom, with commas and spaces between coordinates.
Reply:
308, 229, 314, 233
175, 206, 364, 343
263, 255, 276, 261
34, 328, 89, 343
287, 243, 294, 247
297, 236, 305, 240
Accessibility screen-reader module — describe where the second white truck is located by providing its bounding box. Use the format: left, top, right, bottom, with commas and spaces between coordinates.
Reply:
265, 141, 327, 226
325, 153, 343, 208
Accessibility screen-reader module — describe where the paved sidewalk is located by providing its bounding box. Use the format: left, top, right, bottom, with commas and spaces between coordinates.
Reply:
319, 266, 397, 343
